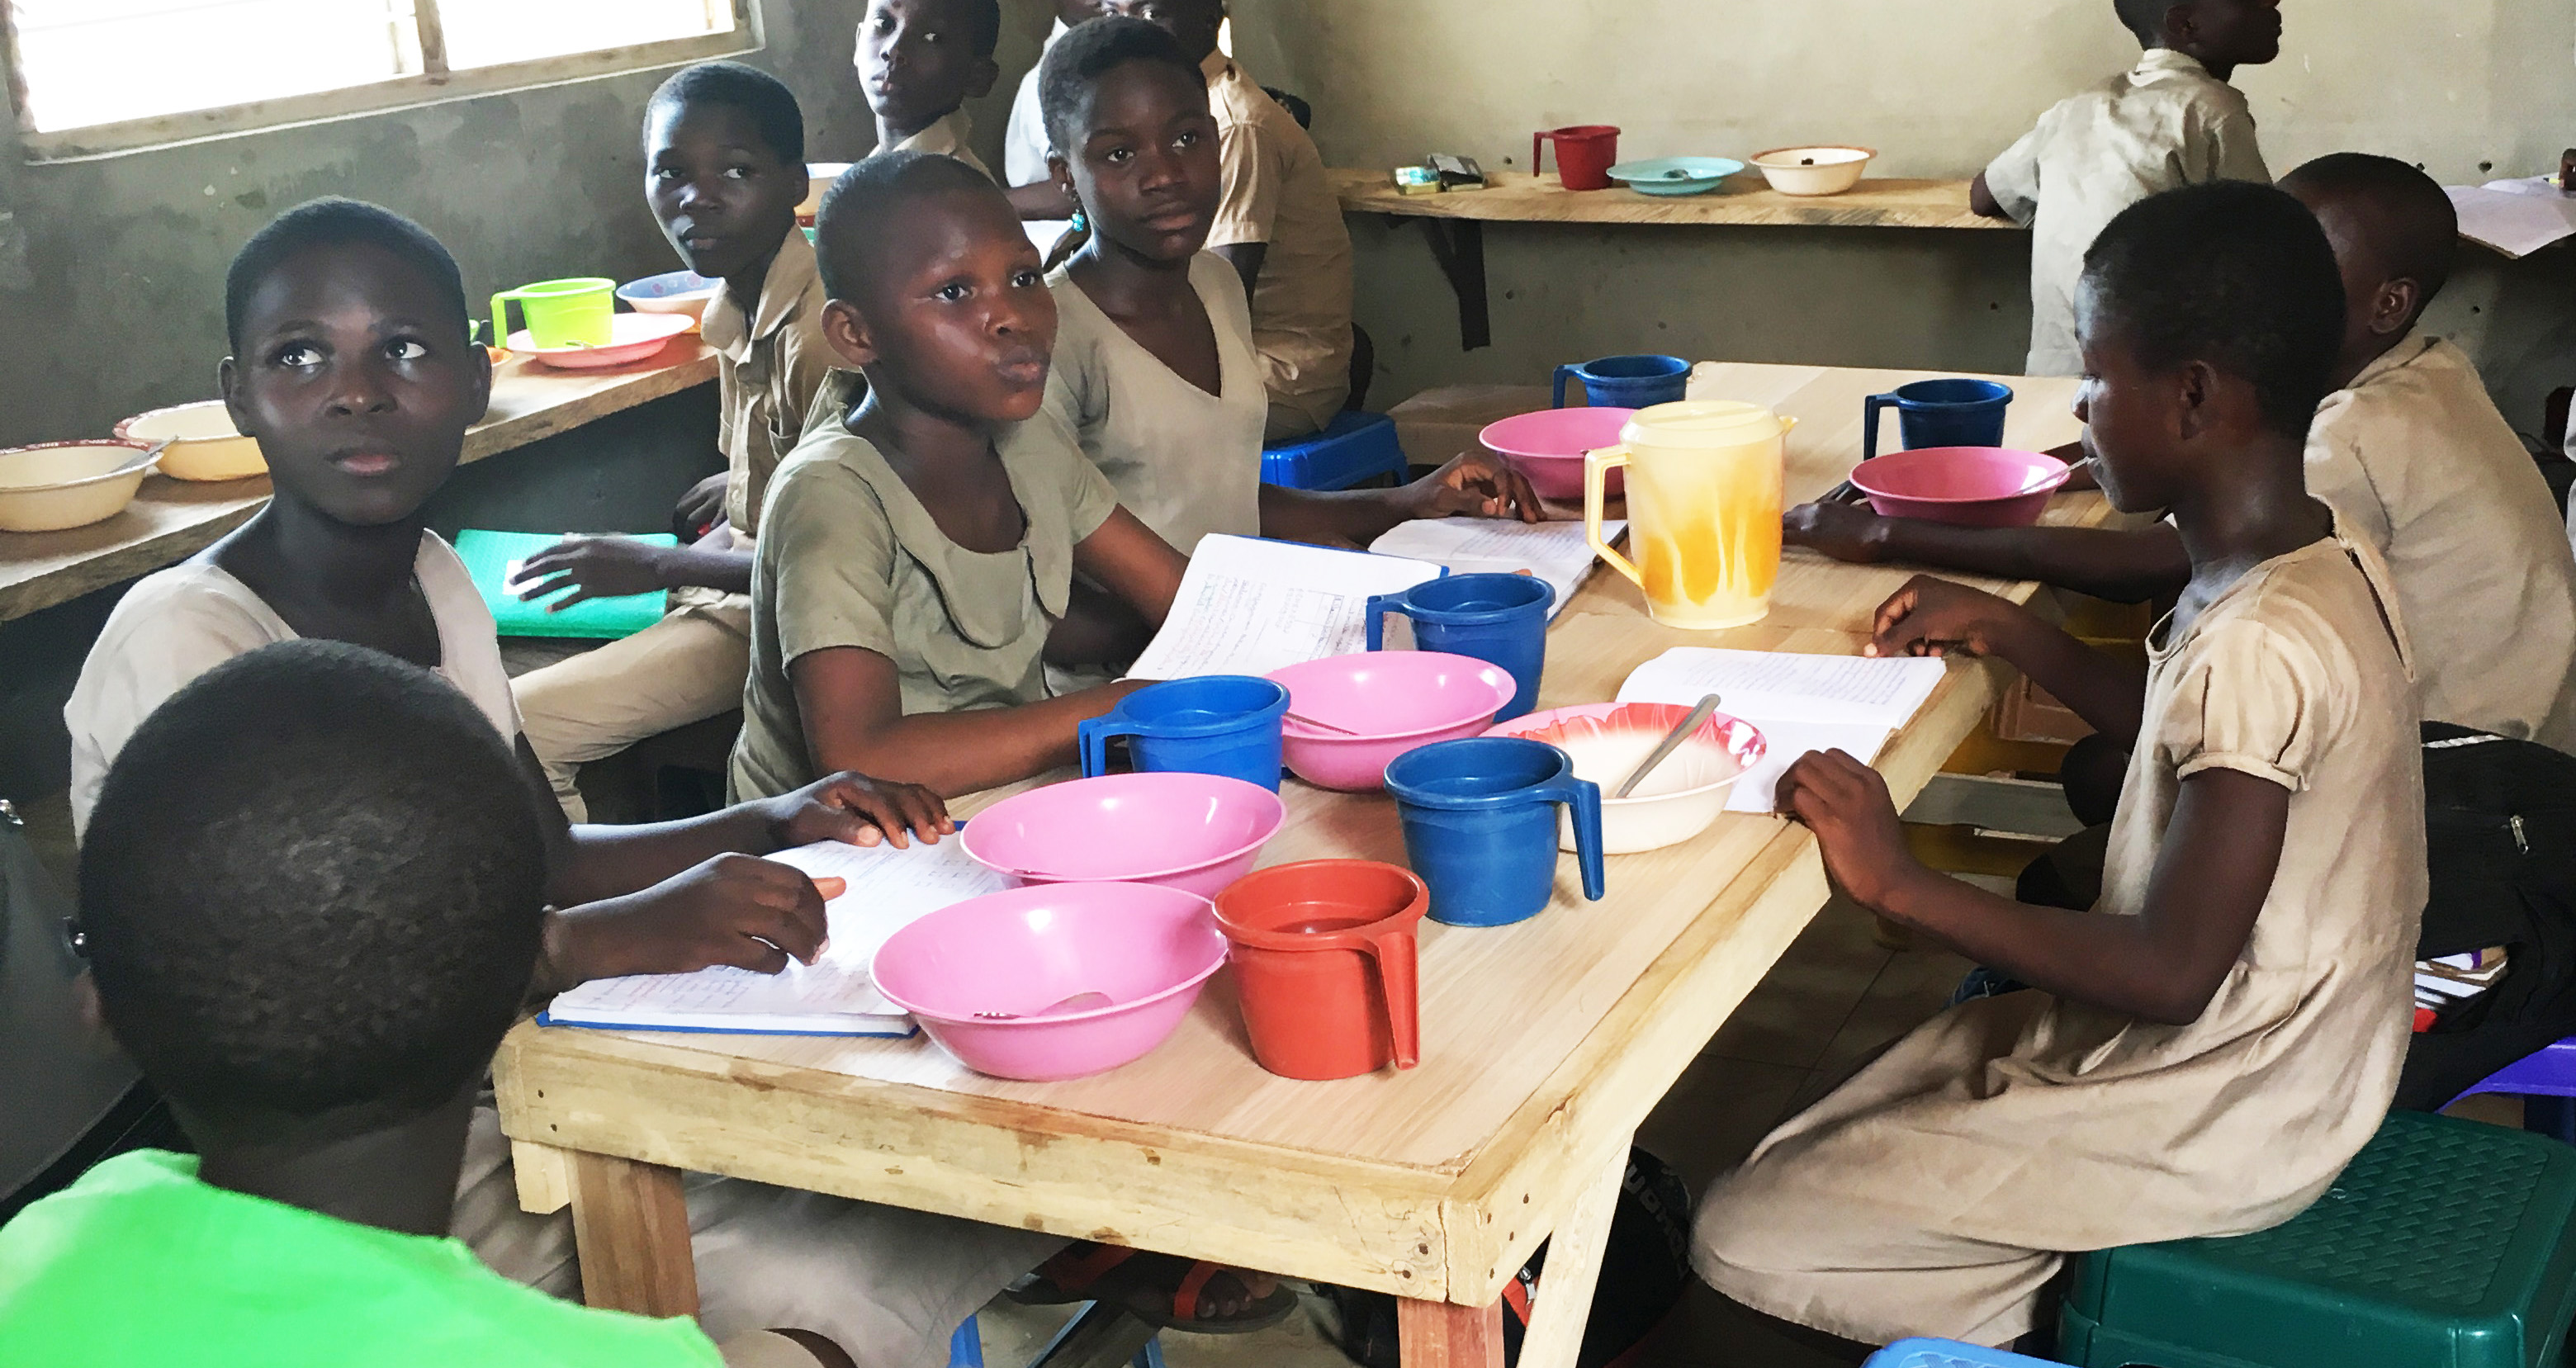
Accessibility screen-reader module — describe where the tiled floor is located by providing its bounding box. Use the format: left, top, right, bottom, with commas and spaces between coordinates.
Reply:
965, 891, 1982, 1368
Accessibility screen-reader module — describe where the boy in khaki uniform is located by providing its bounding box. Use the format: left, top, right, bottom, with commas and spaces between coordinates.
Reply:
1108, 0, 1354, 440
513, 65, 837, 820
857, 0, 1000, 180
1973, 0, 2280, 375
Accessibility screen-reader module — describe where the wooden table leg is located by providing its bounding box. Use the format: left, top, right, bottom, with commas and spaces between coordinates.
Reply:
566, 1149, 698, 1318
1399, 1296, 1505, 1368
1515, 1146, 1631, 1368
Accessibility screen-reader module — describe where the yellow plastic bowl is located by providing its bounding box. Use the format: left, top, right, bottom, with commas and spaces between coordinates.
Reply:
115, 401, 265, 481
0, 440, 162, 533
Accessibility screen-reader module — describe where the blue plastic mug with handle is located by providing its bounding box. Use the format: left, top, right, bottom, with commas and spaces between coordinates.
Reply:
1863, 378, 2014, 462
1383, 737, 1606, 927
1077, 675, 1290, 791
1366, 573, 1556, 722
1555, 353, 1692, 410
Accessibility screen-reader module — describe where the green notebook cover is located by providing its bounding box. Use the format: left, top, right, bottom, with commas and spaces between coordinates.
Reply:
455, 528, 675, 640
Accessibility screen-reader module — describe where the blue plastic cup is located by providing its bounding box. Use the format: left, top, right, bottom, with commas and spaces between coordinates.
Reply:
1366, 573, 1556, 722
1383, 737, 1606, 928
1863, 378, 2015, 461
1554, 353, 1691, 410
1077, 675, 1289, 791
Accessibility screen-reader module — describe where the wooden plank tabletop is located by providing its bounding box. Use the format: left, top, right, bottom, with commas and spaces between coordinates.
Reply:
1332, 168, 2020, 232
493, 362, 2095, 1320
0, 343, 719, 622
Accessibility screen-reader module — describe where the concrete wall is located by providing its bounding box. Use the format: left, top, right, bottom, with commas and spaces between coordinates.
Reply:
1224, 0, 2576, 436
0, 0, 1049, 450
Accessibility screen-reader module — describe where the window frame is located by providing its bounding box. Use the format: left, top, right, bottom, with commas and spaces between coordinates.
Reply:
2, 0, 759, 163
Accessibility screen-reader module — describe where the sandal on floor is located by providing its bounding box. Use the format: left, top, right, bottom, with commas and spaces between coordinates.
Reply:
1007, 1243, 1300, 1335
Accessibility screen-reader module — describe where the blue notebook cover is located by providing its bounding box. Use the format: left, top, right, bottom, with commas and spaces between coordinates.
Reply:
455, 528, 674, 640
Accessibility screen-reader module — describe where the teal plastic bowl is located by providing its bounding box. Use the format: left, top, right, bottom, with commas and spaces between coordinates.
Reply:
1606, 156, 1746, 196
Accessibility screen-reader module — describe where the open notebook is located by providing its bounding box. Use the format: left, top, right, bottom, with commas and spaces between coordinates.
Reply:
1618, 649, 1949, 812
454, 528, 675, 640
537, 838, 1011, 1037
1126, 533, 1446, 680
1366, 517, 1623, 623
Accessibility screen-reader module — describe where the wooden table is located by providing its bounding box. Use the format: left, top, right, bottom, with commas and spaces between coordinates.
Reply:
494, 362, 2100, 1367
0, 344, 719, 622
1331, 168, 2020, 349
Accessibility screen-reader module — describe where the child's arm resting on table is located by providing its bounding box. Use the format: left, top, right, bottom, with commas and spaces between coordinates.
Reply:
1258, 451, 1547, 549
1780, 749, 2285, 1026
1869, 574, 2149, 746
790, 508, 1188, 797
1786, 503, 2187, 605
514, 525, 755, 602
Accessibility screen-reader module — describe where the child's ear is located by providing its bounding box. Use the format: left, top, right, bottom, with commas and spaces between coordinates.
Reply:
2173, 358, 2222, 441
822, 298, 879, 368
1050, 153, 1078, 211
216, 355, 253, 438
465, 332, 494, 415
2370, 278, 2421, 338
967, 54, 1000, 101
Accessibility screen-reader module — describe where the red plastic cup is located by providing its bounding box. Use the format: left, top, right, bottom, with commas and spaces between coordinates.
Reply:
1534, 125, 1622, 192
1213, 860, 1426, 1081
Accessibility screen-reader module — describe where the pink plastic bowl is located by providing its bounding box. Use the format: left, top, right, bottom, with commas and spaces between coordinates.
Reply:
1267, 651, 1520, 791
870, 882, 1228, 1081
1848, 447, 2071, 528
959, 771, 1285, 898
1479, 406, 1636, 500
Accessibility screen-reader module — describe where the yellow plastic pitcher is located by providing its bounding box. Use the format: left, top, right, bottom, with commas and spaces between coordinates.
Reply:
1584, 400, 1793, 630
490, 277, 614, 349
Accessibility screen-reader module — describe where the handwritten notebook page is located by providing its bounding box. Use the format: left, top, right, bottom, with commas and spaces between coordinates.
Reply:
1617, 648, 1948, 813
538, 838, 1011, 1036
1366, 518, 1625, 622
1126, 534, 1443, 680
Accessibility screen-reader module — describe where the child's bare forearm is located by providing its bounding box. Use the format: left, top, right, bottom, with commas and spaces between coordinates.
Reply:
1991, 610, 2149, 747
656, 544, 755, 596
1878, 521, 2187, 604
1258, 484, 1397, 549
813, 685, 1148, 798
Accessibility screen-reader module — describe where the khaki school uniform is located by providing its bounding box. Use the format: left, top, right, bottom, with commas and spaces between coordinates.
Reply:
1006, 19, 1076, 255
60, 529, 1055, 1368
1044, 253, 1267, 556
2307, 331, 2576, 752
1201, 50, 1354, 440
729, 376, 1119, 801
1694, 533, 2423, 1347
1983, 49, 2269, 376
884, 108, 993, 182
510, 230, 838, 821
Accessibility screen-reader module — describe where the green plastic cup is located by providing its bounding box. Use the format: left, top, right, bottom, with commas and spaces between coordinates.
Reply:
491, 277, 614, 349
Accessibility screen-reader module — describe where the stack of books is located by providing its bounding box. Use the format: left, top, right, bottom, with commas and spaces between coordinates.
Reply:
2414, 947, 2510, 1032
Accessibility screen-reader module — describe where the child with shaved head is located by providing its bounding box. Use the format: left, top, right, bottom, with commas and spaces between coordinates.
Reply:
1973, 0, 2282, 375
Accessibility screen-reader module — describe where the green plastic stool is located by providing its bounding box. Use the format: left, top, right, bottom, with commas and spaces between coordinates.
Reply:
2058, 1110, 2576, 1367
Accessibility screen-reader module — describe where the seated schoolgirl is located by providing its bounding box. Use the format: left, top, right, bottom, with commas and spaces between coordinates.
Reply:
1693, 182, 2425, 1355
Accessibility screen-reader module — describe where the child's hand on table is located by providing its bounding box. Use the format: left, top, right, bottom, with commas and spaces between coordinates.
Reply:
512, 535, 675, 609
1396, 451, 1549, 524
1868, 575, 2036, 660
762, 771, 955, 850
1775, 748, 1926, 912
1783, 500, 1893, 563
547, 852, 844, 981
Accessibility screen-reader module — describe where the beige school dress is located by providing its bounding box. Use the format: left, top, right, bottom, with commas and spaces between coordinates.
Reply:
1982, 49, 2270, 376
2306, 331, 2576, 753
1044, 254, 1267, 556
1693, 533, 2424, 1347
511, 229, 841, 820
730, 378, 1119, 801
1202, 50, 1355, 439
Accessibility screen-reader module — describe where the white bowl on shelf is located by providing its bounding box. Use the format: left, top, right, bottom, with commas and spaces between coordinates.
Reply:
115, 400, 264, 481
0, 440, 163, 533
1749, 145, 1875, 196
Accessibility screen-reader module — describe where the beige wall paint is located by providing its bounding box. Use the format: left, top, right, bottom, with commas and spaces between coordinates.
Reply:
1220, 0, 2576, 440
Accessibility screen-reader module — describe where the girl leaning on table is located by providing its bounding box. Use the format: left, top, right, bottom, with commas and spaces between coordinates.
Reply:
1692, 181, 2425, 1358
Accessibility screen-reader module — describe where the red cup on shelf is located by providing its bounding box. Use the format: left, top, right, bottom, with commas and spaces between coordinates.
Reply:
1534, 125, 1622, 192
1213, 860, 1426, 1081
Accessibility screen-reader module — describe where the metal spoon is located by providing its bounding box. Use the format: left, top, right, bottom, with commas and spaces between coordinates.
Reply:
973, 992, 1115, 1021
1613, 693, 1724, 799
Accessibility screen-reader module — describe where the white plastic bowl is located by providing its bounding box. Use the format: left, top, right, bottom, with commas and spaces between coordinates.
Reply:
617, 270, 722, 325
1749, 145, 1875, 196
1485, 702, 1766, 853
798, 163, 856, 223
0, 440, 163, 533
115, 400, 263, 481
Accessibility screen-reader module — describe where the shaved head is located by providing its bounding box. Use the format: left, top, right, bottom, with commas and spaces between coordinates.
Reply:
2114, 0, 2180, 44
2280, 153, 2459, 305
813, 149, 1009, 308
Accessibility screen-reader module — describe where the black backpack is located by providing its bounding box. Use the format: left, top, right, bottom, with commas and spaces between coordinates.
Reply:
2394, 723, 2576, 1110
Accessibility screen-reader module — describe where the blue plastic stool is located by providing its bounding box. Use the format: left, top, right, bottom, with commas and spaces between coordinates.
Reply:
1864, 1338, 2057, 1366
2450, 1035, 2576, 1144
1261, 411, 1408, 491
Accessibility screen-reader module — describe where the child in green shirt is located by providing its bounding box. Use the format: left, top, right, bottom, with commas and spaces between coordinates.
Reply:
0, 641, 722, 1367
